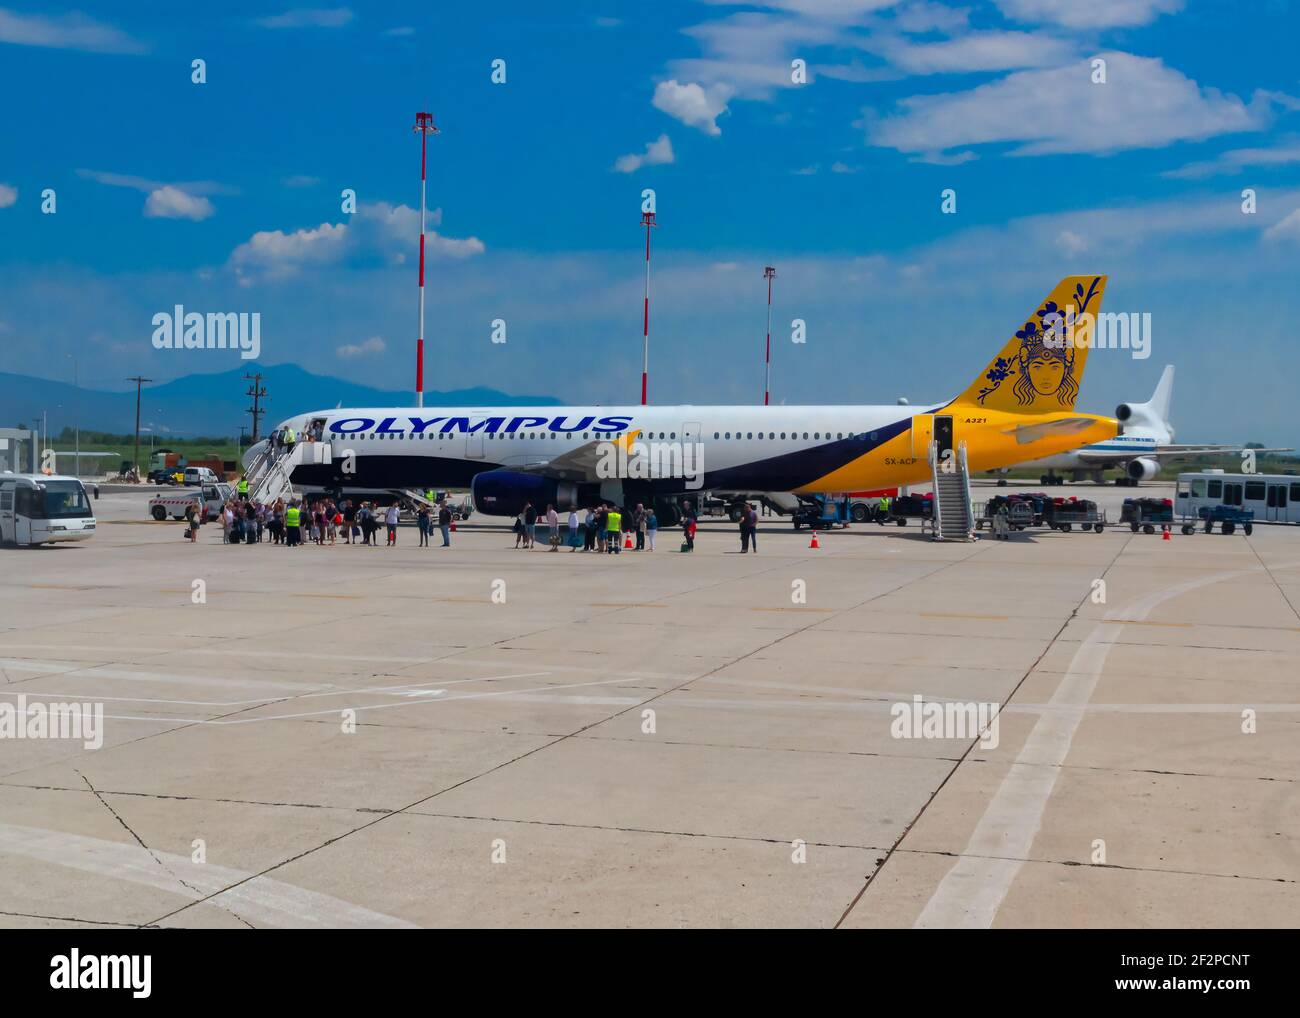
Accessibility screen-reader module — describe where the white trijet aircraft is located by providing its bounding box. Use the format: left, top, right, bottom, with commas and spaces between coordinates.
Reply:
1014, 365, 1286, 486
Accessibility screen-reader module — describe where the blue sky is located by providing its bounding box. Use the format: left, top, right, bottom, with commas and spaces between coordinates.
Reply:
1, 0, 1298, 443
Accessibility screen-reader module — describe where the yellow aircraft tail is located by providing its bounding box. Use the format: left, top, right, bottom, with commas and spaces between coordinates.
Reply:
954, 275, 1106, 413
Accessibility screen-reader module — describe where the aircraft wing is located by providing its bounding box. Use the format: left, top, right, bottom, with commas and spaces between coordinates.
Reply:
1148, 445, 1293, 457
510, 430, 643, 482
1001, 417, 1098, 446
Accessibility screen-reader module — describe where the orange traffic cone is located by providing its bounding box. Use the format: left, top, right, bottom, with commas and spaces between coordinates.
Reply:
809, 531, 820, 549
624, 533, 633, 549
1162, 526, 1171, 541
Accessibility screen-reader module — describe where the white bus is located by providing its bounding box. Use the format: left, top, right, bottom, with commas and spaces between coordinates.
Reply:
1175, 471, 1300, 526
0, 473, 97, 546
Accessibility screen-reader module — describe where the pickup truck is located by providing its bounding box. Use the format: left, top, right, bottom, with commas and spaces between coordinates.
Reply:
149, 482, 235, 522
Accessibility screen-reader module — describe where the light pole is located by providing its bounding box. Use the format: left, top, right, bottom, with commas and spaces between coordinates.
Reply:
412, 111, 439, 408
640, 210, 657, 405
762, 267, 776, 407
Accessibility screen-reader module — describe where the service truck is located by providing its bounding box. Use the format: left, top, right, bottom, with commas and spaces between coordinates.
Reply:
149, 482, 234, 521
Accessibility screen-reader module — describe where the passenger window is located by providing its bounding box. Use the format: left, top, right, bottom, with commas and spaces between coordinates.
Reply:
1246, 482, 1265, 501
1191, 479, 1206, 498
1208, 480, 1222, 498
1291, 484, 1300, 502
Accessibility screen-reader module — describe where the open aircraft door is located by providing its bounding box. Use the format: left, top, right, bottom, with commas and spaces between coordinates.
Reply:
910, 415, 933, 460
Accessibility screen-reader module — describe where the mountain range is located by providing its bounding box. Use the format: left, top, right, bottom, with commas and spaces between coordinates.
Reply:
2, 364, 560, 437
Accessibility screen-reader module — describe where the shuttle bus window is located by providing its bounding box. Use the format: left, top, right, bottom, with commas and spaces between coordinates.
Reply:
1291, 483, 1300, 502
1246, 481, 1266, 501
1225, 483, 1242, 506
1191, 479, 1206, 498
15, 488, 38, 517
1208, 480, 1222, 498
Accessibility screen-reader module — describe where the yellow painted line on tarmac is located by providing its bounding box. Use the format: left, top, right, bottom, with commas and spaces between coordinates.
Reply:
590, 602, 669, 609
750, 607, 836, 613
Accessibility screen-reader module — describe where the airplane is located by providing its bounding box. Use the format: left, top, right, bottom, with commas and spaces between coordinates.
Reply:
246, 275, 1119, 525
1010, 365, 1289, 486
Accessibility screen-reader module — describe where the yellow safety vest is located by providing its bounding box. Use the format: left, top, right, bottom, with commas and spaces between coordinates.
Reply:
285, 507, 300, 526
606, 512, 621, 532
238, 479, 248, 494
286, 429, 295, 443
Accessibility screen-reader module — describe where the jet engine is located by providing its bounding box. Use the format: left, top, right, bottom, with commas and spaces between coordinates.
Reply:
1126, 457, 1159, 482
470, 470, 581, 517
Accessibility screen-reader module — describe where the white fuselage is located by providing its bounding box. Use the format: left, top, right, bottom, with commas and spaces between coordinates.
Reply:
264, 402, 942, 496
1017, 426, 1168, 471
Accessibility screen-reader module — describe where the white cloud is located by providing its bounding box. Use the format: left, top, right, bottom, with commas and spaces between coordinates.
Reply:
1057, 229, 1089, 255
995, 0, 1182, 30
78, 168, 234, 219
256, 8, 354, 29
613, 135, 676, 173
0, 7, 146, 54
1263, 208, 1300, 244
868, 53, 1275, 158
144, 186, 215, 221
653, 80, 733, 135
0, 183, 16, 208
228, 202, 484, 285
867, 30, 1079, 75
230, 222, 348, 283
337, 335, 386, 358
830, 161, 860, 174
1164, 141, 1300, 180
283, 174, 321, 187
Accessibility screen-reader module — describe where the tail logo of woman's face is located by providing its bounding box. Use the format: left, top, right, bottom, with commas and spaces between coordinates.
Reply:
978, 277, 1102, 406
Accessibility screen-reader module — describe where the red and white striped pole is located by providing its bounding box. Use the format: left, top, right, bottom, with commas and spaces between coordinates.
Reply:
763, 265, 776, 406
412, 112, 439, 408
640, 211, 657, 405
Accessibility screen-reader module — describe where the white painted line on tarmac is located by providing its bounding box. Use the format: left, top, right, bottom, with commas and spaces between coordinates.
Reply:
913, 562, 1281, 929
0, 822, 417, 929
19, 675, 639, 727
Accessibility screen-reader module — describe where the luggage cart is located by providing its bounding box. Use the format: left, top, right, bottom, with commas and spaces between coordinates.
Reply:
1121, 497, 1174, 535
974, 498, 1034, 532
1183, 504, 1254, 536
1045, 497, 1106, 533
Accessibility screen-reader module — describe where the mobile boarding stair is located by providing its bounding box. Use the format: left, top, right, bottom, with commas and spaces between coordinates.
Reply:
244, 440, 332, 504
924, 440, 975, 542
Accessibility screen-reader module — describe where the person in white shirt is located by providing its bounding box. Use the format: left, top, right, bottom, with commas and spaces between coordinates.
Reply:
385, 503, 400, 546
546, 505, 560, 551
567, 509, 579, 551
